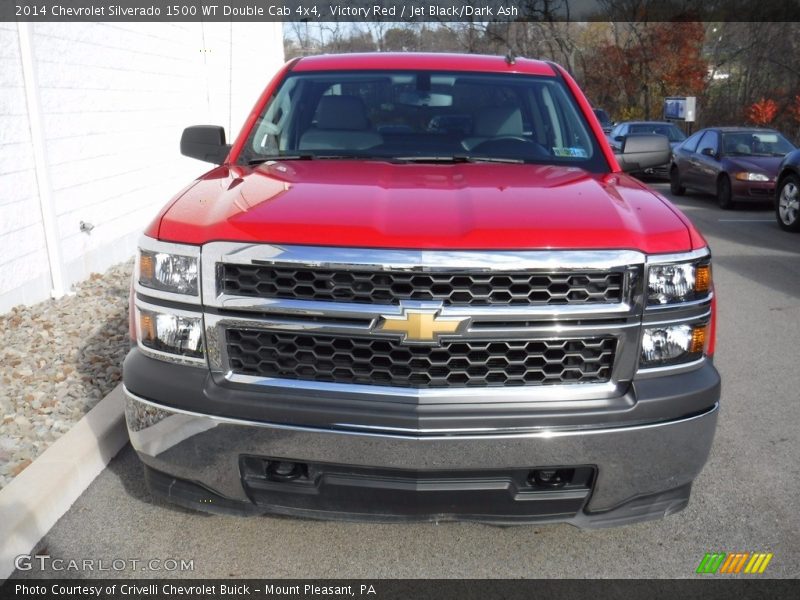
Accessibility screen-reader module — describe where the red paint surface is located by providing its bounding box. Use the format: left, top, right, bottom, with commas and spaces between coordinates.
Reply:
155, 161, 694, 253
707, 293, 717, 358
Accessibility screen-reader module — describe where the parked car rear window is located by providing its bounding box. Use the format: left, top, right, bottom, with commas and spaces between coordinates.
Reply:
629, 123, 686, 143
593, 108, 612, 126
243, 70, 608, 172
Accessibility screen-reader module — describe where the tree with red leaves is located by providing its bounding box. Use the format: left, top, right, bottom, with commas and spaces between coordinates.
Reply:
746, 98, 779, 126
581, 22, 707, 120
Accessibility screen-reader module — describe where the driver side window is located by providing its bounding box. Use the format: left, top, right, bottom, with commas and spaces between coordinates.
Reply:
697, 131, 719, 155
682, 131, 703, 153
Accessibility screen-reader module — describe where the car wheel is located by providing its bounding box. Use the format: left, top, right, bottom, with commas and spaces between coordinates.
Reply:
776, 175, 800, 232
670, 166, 685, 195
717, 175, 734, 210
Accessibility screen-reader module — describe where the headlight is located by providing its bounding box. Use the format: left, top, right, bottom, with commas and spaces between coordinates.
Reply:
647, 261, 711, 305
641, 250, 714, 373
734, 172, 770, 182
134, 238, 204, 365
139, 250, 198, 295
138, 307, 204, 361
640, 323, 707, 367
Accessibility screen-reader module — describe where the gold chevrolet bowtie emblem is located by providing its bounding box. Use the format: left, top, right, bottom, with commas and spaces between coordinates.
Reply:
376, 309, 468, 343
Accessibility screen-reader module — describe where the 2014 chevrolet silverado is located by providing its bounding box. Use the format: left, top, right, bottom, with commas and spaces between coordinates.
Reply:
123, 53, 719, 526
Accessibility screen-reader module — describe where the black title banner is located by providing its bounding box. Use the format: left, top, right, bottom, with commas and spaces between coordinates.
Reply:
2, 579, 800, 600
3, 0, 800, 22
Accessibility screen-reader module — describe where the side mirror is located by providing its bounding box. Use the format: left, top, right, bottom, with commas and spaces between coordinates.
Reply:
615, 134, 671, 173
614, 135, 625, 142
180, 125, 230, 164
700, 147, 717, 159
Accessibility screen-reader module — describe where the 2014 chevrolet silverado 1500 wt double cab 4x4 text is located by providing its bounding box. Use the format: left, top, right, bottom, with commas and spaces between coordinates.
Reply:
123, 53, 719, 527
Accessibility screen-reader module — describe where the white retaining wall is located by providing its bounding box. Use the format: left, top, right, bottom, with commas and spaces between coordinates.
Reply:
0, 22, 284, 312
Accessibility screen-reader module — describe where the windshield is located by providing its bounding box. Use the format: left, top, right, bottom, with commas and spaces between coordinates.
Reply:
242, 70, 607, 171
629, 123, 686, 142
721, 131, 796, 157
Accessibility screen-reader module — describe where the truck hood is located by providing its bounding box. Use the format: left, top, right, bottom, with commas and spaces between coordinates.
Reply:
156, 160, 693, 253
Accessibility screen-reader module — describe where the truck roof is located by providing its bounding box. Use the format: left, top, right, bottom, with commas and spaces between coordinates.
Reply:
291, 52, 557, 76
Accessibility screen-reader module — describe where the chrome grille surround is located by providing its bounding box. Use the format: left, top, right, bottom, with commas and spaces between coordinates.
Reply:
201, 243, 648, 400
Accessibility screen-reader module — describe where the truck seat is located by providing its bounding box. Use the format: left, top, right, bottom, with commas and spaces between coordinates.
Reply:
299, 96, 382, 151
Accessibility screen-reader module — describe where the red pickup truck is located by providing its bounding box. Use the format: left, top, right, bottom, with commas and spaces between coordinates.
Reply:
123, 53, 719, 526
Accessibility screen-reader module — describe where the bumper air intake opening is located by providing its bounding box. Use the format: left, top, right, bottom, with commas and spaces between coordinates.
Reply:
239, 456, 595, 520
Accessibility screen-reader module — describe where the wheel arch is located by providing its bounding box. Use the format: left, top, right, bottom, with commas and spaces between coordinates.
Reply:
776, 166, 799, 190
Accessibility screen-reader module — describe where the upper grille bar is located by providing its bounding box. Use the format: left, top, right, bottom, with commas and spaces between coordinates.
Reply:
202, 243, 645, 318
203, 243, 647, 272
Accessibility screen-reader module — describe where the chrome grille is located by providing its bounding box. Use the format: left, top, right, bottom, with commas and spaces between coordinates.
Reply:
225, 329, 617, 389
203, 244, 646, 396
219, 264, 624, 306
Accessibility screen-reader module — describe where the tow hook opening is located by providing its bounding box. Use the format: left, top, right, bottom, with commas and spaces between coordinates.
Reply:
529, 468, 576, 488
265, 460, 308, 482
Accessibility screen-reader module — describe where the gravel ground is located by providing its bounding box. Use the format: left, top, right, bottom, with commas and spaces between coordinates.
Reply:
0, 260, 133, 489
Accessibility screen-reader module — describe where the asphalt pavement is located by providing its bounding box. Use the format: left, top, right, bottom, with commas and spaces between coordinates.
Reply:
11, 183, 800, 579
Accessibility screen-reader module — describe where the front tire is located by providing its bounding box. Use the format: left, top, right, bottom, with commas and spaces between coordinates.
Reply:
776, 174, 800, 232
717, 175, 734, 210
670, 166, 685, 196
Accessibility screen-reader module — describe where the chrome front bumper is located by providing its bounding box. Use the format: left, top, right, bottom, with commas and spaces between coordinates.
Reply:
125, 387, 718, 526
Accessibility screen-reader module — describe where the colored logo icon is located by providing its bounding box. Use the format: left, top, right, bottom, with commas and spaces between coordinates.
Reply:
696, 552, 773, 574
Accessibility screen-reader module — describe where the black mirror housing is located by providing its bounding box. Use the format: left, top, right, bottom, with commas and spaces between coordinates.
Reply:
615, 134, 671, 173
700, 147, 717, 159
180, 126, 230, 164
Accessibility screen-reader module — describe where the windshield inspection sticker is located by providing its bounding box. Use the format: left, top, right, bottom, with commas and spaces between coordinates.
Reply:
553, 147, 588, 158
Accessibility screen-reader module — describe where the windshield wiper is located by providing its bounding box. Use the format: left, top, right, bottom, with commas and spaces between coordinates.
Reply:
249, 154, 526, 166
248, 154, 314, 165
393, 155, 524, 164
249, 154, 389, 165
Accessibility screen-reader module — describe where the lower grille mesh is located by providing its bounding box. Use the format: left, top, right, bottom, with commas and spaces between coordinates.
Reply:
225, 329, 616, 388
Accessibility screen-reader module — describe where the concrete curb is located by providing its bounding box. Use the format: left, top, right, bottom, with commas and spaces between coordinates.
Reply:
0, 384, 128, 581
